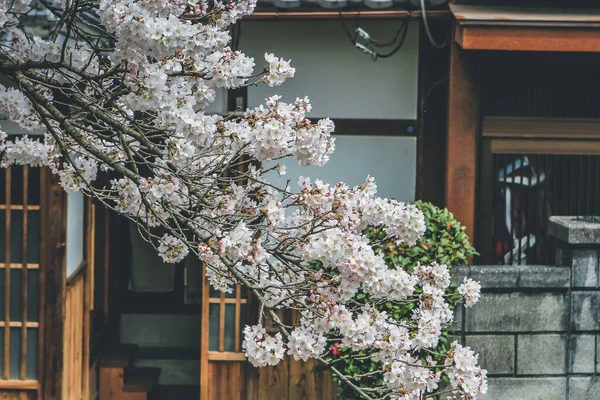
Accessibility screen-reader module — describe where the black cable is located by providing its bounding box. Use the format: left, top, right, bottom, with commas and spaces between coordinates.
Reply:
420, 0, 447, 49
374, 20, 409, 59
337, 1, 357, 44
372, 20, 407, 48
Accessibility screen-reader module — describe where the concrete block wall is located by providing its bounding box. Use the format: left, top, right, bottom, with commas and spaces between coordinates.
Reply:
453, 217, 600, 400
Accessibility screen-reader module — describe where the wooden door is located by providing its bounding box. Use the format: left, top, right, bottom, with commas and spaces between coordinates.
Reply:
200, 264, 247, 400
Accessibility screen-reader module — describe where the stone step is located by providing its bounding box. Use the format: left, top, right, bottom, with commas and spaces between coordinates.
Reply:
133, 358, 199, 386
120, 313, 200, 348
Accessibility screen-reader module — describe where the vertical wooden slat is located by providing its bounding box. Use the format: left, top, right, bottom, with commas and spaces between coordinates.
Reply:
21, 166, 29, 380
4, 166, 11, 380
219, 292, 225, 353
103, 212, 110, 323
89, 203, 96, 311
38, 168, 48, 399
235, 286, 241, 352
200, 265, 210, 399
64, 286, 70, 399
83, 201, 94, 400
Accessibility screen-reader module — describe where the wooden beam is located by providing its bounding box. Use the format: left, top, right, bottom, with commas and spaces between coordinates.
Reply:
445, 21, 480, 244
456, 25, 600, 52
482, 117, 600, 139
490, 139, 600, 155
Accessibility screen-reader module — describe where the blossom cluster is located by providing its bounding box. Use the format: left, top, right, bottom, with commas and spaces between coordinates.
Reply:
242, 324, 285, 367
0, 0, 485, 398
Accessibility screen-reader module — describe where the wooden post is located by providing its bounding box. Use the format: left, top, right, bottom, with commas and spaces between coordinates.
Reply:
41, 171, 67, 400
445, 21, 481, 242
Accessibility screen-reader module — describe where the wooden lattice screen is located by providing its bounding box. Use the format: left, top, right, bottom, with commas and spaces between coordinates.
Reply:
0, 165, 44, 389
200, 266, 248, 399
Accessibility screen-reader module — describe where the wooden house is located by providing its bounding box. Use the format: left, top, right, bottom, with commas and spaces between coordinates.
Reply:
9, 0, 600, 399
0, 0, 447, 398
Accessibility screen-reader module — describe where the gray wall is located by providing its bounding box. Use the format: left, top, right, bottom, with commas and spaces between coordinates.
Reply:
455, 218, 600, 399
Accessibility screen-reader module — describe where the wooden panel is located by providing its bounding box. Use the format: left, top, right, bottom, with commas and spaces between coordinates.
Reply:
64, 273, 85, 400
99, 367, 124, 400
445, 21, 480, 242
288, 358, 337, 400
207, 361, 244, 400
246, 358, 289, 400
0, 390, 36, 400
457, 25, 600, 52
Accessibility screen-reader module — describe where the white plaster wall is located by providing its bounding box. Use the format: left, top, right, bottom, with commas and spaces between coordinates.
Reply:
267, 135, 416, 202
238, 20, 419, 119
66, 191, 84, 277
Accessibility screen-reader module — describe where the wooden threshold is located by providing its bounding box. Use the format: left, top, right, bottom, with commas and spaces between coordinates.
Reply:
207, 352, 246, 361
0, 380, 39, 390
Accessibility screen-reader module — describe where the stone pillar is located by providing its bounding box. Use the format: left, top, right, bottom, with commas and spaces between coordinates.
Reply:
549, 216, 600, 398
549, 216, 600, 288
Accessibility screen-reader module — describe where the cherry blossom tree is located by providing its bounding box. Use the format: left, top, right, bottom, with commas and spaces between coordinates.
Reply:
0, 0, 486, 398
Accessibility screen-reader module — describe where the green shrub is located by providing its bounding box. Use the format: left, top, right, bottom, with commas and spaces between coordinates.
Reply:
329, 200, 477, 399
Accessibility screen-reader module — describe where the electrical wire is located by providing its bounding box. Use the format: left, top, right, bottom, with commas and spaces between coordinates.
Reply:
371, 19, 407, 48
372, 20, 409, 58
337, 1, 358, 45
420, 0, 447, 48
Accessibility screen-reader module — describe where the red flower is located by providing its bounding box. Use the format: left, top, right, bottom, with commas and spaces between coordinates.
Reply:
331, 343, 340, 356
